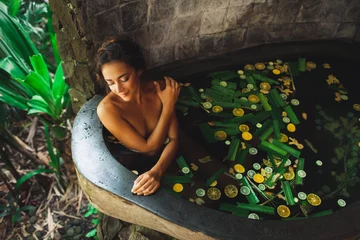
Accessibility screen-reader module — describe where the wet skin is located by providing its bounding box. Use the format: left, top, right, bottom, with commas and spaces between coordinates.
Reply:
97, 61, 181, 196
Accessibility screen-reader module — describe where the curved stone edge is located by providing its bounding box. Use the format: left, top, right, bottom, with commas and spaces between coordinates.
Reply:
76, 168, 215, 240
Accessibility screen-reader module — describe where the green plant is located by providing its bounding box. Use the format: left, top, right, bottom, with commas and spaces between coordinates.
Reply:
84, 204, 100, 239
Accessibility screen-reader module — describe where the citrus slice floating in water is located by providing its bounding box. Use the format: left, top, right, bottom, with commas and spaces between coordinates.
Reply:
240, 74, 247, 79
244, 64, 255, 70
253, 174, 264, 183
233, 108, 245, 116
224, 185, 238, 198
283, 170, 295, 180
272, 69, 281, 75
353, 104, 360, 111
212, 105, 223, 113
282, 117, 291, 123
249, 147, 258, 155
337, 199, 346, 207
277, 205, 290, 218
173, 183, 183, 193
238, 70, 244, 75
279, 133, 289, 142
306, 62, 316, 69
219, 81, 227, 87
242, 131, 253, 141
234, 164, 245, 173
215, 131, 227, 141
248, 213, 260, 219
298, 192, 307, 200
255, 63, 266, 70
239, 124, 250, 132
287, 123, 296, 132
207, 187, 221, 200
307, 193, 321, 206
196, 188, 206, 197
240, 186, 251, 196
203, 102, 212, 109
248, 94, 260, 103
210, 180, 217, 187
260, 82, 271, 91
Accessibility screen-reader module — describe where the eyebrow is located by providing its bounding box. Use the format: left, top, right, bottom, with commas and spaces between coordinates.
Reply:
105, 73, 128, 81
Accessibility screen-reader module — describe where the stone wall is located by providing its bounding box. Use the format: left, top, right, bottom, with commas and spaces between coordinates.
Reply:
49, 0, 360, 111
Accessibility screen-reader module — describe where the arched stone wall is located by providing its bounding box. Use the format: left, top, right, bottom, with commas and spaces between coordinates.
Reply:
49, 0, 360, 112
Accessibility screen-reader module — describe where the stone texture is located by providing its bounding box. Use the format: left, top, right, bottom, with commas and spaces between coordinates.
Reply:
296, 0, 325, 23
176, 0, 204, 17
319, 1, 348, 22
149, 21, 176, 46
85, 0, 116, 17
317, 22, 340, 39
174, 15, 201, 40
248, 0, 278, 26
89, 8, 122, 42
245, 25, 270, 46
131, 26, 150, 50
355, 30, 360, 42
292, 23, 322, 40
268, 24, 294, 42
335, 23, 358, 39
121, 1, 148, 31
225, 5, 253, 30
343, 0, 360, 23
199, 32, 227, 57
200, 9, 227, 35
149, 0, 176, 23
149, 45, 175, 67
222, 28, 247, 52
273, 0, 302, 24
175, 37, 199, 60
229, 0, 253, 7
200, 0, 230, 12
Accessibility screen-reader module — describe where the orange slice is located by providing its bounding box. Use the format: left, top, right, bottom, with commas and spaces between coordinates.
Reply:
277, 205, 291, 218
272, 69, 281, 75
210, 180, 217, 187
233, 108, 245, 117
239, 124, 250, 132
253, 174, 264, 183
260, 82, 271, 91
248, 94, 260, 103
215, 131, 227, 141
287, 123, 296, 132
234, 164, 245, 173
279, 133, 289, 142
173, 183, 183, 193
212, 105, 223, 113
307, 193, 321, 206
242, 132, 253, 141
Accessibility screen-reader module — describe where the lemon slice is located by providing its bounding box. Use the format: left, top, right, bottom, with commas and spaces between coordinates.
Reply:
287, 123, 296, 132
215, 131, 227, 140
242, 132, 252, 141
239, 124, 249, 132
207, 187, 221, 200
253, 174, 264, 183
283, 171, 295, 180
277, 205, 290, 218
224, 185, 238, 198
272, 69, 281, 75
233, 108, 245, 116
279, 133, 289, 143
307, 193, 321, 206
248, 94, 260, 103
234, 164, 245, 173
260, 82, 271, 91
244, 64, 255, 70
255, 63, 266, 70
275, 65, 285, 73
173, 183, 184, 193
210, 180, 217, 187
306, 62, 316, 69
212, 105, 223, 113
353, 104, 360, 111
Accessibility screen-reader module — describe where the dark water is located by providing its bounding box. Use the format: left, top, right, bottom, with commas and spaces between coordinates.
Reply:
105, 56, 359, 220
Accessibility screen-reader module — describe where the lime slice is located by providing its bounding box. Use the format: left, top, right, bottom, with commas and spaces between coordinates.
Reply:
307, 193, 321, 206
284, 159, 291, 167
240, 97, 248, 101
258, 184, 266, 191
267, 65, 274, 70
247, 83, 254, 89
240, 186, 250, 195
282, 117, 291, 123
212, 105, 223, 113
219, 81, 227, 87
239, 124, 250, 132
297, 170, 306, 178
290, 99, 300, 106
215, 131, 227, 141
249, 147, 258, 155
244, 64, 255, 70
316, 160, 323, 166
173, 183, 184, 193
276, 59, 283, 64
196, 188, 205, 197
337, 199, 346, 207
224, 185, 238, 198
269, 61, 274, 66
247, 170, 256, 178
233, 108, 245, 117
198, 88, 204, 93
182, 167, 190, 174
294, 197, 299, 203
235, 173, 243, 180
253, 174, 264, 183
340, 95, 348, 100
201, 93, 207, 99
234, 164, 245, 173
207, 187, 221, 200
253, 163, 261, 170
280, 93, 287, 100
238, 70, 244, 75
248, 213, 260, 220
250, 104, 257, 110
203, 102, 212, 109
256, 123, 262, 128
265, 167, 273, 174
277, 205, 290, 218
225, 140, 231, 145
240, 74, 247, 79
298, 192, 307, 200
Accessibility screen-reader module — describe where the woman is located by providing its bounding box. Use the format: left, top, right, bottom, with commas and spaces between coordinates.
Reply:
95, 36, 181, 196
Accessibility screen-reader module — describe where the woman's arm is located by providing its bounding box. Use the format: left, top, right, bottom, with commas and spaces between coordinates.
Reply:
131, 111, 179, 196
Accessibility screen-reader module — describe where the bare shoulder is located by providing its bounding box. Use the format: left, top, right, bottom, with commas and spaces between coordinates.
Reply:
97, 93, 123, 119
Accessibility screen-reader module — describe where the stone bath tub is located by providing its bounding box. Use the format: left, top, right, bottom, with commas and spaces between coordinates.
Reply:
72, 40, 360, 240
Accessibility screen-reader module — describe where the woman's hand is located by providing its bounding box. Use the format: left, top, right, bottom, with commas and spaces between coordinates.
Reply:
131, 169, 162, 196
153, 76, 181, 110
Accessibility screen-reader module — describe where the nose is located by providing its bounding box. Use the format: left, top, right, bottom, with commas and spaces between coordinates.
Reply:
115, 82, 124, 93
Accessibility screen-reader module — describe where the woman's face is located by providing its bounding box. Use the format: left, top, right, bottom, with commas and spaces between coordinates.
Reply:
101, 61, 142, 102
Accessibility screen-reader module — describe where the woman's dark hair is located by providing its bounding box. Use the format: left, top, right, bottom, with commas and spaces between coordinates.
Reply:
95, 36, 146, 82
